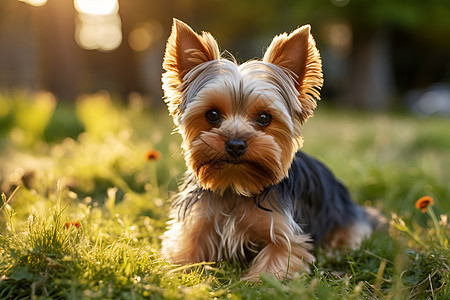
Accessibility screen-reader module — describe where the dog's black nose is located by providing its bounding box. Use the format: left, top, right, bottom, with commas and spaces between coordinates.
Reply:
225, 139, 247, 157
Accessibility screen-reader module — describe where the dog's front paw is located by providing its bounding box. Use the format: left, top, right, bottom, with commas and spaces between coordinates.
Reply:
241, 242, 315, 281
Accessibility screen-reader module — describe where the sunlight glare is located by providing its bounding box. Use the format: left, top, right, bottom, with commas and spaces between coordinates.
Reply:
75, 14, 122, 52
74, 0, 122, 52
74, 0, 118, 16
18, 0, 48, 7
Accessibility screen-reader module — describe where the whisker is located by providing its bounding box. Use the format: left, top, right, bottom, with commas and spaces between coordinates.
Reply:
199, 136, 213, 148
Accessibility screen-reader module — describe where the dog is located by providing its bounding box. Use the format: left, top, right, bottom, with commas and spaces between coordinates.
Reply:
161, 19, 379, 280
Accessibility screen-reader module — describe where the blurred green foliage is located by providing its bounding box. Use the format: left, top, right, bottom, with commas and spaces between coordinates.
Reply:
179, 0, 450, 46
0, 92, 56, 147
0, 92, 183, 227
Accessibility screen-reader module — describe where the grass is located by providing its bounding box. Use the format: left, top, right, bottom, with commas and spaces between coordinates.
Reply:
0, 91, 449, 299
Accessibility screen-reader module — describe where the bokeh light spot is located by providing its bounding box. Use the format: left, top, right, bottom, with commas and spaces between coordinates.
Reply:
18, 0, 48, 7
331, 0, 350, 7
75, 14, 122, 52
129, 27, 152, 52
128, 22, 163, 52
74, 0, 118, 16
327, 22, 352, 57
74, 0, 122, 52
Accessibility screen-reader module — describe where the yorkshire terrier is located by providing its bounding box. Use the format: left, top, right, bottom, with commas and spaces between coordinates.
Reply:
161, 19, 379, 280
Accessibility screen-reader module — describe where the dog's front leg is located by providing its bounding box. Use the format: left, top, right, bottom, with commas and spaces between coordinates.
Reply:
241, 211, 315, 280
161, 210, 218, 264
241, 235, 315, 280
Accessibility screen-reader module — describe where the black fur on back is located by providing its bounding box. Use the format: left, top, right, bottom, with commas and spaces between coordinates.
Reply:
256, 151, 363, 244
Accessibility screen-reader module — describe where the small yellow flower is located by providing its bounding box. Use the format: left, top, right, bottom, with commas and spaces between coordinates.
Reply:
415, 195, 434, 213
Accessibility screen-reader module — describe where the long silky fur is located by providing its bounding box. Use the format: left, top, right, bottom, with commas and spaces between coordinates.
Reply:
162, 20, 221, 124
161, 20, 379, 279
173, 150, 367, 246
263, 151, 366, 244
263, 25, 323, 123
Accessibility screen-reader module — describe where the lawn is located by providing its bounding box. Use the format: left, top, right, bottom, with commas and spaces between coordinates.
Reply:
0, 92, 449, 299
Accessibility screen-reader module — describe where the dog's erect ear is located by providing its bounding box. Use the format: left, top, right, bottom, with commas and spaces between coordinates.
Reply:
162, 19, 220, 122
263, 25, 323, 121
163, 19, 220, 83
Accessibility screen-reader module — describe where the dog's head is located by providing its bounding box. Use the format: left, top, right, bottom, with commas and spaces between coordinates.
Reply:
162, 19, 323, 196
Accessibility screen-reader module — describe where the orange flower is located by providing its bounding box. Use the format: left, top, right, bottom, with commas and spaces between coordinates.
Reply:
415, 196, 434, 213
145, 149, 161, 161
64, 220, 82, 229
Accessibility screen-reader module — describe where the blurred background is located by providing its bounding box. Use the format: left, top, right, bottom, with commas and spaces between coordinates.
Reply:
1, 0, 450, 249
1, 0, 450, 113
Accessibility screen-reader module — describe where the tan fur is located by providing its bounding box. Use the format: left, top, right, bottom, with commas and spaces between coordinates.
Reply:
184, 112, 290, 196
162, 19, 221, 124
324, 221, 373, 251
174, 70, 297, 195
161, 196, 314, 280
263, 25, 323, 124
161, 19, 326, 280
242, 239, 313, 280
324, 207, 386, 253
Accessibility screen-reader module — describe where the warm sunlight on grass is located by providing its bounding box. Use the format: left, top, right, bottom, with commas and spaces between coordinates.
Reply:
0, 93, 449, 298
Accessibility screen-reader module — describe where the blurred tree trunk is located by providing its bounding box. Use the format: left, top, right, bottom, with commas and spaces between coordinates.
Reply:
343, 29, 394, 110
0, 2, 38, 91
38, 0, 81, 101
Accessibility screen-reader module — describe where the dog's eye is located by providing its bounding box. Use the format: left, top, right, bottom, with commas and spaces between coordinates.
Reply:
256, 113, 272, 126
205, 110, 221, 124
